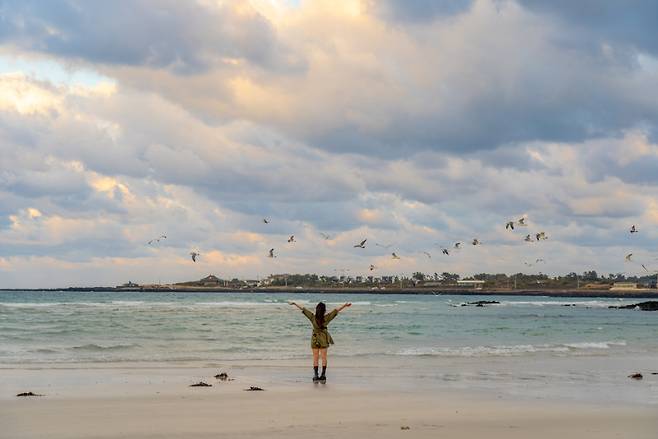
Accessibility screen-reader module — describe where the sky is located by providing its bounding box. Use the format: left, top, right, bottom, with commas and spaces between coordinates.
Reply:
1, 0, 658, 288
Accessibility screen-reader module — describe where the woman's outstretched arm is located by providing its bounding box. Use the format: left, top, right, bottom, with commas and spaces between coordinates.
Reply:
289, 301, 304, 310
336, 303, 352, 312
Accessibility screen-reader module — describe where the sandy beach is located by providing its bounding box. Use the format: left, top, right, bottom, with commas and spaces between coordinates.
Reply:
1, 365, 657, 439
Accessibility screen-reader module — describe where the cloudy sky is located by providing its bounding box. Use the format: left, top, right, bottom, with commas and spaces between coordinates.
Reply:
1, 0, 658, 288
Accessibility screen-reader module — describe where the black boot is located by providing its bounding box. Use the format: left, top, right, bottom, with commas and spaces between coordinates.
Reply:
313, 366, 319, 382
319, 366, 327, 383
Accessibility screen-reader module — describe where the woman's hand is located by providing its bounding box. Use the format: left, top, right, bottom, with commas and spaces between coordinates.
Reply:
289, 301, 303, 310
338, 302, 352, 312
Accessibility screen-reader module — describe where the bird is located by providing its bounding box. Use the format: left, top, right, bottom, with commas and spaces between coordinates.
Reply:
454, 242, 462, 249
147, 234, 167, 245
391, 252, 401, 260
190, 252, 199, 262
422, 251, 432, 258
536, 232, 547, 241
524, 234, 533, 242
263, 218, 270, 224
625, 253, 633, 262
268, 248, 276, 258
517, 217, 527, 226
506, 221, 515, 230
319, 233, 332, 240
441, 248, 450, 256
375, 243, 392, 249
535, 258, 545, 263
369, 264, 376, 271
354, 239, 367, 248
524, 262, 533, 267
472, 239, 480, 246
642, 264, 649, 272
630, 225, 638, 234
288, 235, 295, 243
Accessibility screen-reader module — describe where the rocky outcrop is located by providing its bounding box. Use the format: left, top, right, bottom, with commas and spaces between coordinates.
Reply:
461, 300, 500, 307
609, 301, 658, 311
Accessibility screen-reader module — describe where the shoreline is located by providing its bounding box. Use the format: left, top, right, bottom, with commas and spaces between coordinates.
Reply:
2, 287, 658, 298
2, 365, 657, 439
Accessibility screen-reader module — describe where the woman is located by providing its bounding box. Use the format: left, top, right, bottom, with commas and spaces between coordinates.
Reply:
289, 301, 351, 382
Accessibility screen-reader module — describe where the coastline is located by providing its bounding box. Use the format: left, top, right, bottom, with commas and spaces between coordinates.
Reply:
2, 286, 658, 299
2, 364, 657, 439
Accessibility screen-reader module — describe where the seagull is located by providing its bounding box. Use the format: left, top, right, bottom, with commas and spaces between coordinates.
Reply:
391, 252, 401, 260
517, 217, 527, 226
454, 242, 462, 249
536, 232, 547, 241
422, 251, 432, 259
506, 221, 515, 230
524, 261, 533, 267
319, 232, 332, 240
190, 252, 200, 262
263, 218, 270, 224
369, 264, 376, 271
642, 264, 649, 272
288, 235, 295, 243
268, 248, 276, 258
375, 243, 392, 249
354, 239, 367, 248
147, 234, 167, 245
441, 248, 450, 255
536, 258, 545, 263
630, 225, 638, 234
472, 239, 480, 246
625, 253, 633, 262
524, 234, 533, 242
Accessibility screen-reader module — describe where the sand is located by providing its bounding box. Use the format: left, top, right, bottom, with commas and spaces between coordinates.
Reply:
1, 366, 657, 439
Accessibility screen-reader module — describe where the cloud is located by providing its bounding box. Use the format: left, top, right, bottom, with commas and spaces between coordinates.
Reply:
0, 1, 657, 287
0, 0, 303, 73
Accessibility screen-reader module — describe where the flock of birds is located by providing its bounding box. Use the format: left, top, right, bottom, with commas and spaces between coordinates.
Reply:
146, 217, 653, 277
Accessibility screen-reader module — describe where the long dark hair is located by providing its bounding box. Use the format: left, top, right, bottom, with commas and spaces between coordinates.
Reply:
315, 302, 326, 328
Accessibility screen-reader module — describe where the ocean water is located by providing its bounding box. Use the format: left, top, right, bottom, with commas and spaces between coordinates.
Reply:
1, 291, 656, 365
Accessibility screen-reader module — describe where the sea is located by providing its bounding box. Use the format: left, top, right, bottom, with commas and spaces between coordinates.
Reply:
2, 291, 657, 404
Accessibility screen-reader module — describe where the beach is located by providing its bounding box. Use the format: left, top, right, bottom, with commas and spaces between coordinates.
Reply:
2, 365, 657, 439
1, 291, 658, 438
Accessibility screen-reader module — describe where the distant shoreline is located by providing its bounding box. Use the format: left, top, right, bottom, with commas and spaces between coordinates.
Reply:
1, 286, 658, 299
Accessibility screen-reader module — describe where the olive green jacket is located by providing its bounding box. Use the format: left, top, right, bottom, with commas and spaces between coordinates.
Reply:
302, 307, 339, 349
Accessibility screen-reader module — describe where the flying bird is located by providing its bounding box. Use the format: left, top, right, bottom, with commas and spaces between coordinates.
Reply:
517, 217, 527, 226
147, 234, 167, 245
354, 239, 367, 248
319, 232, 332, 240
642, 264, 649, 272
441, 248, 450, 256
288, 235, 295, 243
630, 225, 638, 234
391, 252, 401, 260
536, 232, 547, 241
375, 243, 392, 249
369, 264, 376, 271
268, 248, 276, 258
472, 239, 480, 246
263, 218, 270, 224
454, 242, 462, 249
506, 221, 515, 230
422, 251, 432, 259
625, 253, 633, 262
524, 261, 534, 267
524, 234, 533, 242
536, 258, 545, 263
190, 252, 200, 262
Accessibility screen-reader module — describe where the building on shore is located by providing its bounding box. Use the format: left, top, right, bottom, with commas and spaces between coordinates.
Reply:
610, 282, 638, 291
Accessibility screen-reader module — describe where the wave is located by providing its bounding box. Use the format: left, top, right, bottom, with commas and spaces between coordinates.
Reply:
396, 341, 627, 357
494, 300, 628, 308
70, 343, 139, 352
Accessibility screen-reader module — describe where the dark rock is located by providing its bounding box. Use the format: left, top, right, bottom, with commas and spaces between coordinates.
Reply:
214, 372, 229, 381
16, 392, 43, 397
628, 373, 643, 380
562, 304, 576, 307
609, 301, 658, 311
190, 382, 212, 387
245, 386, 264, 391
463, 300, 500, 307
